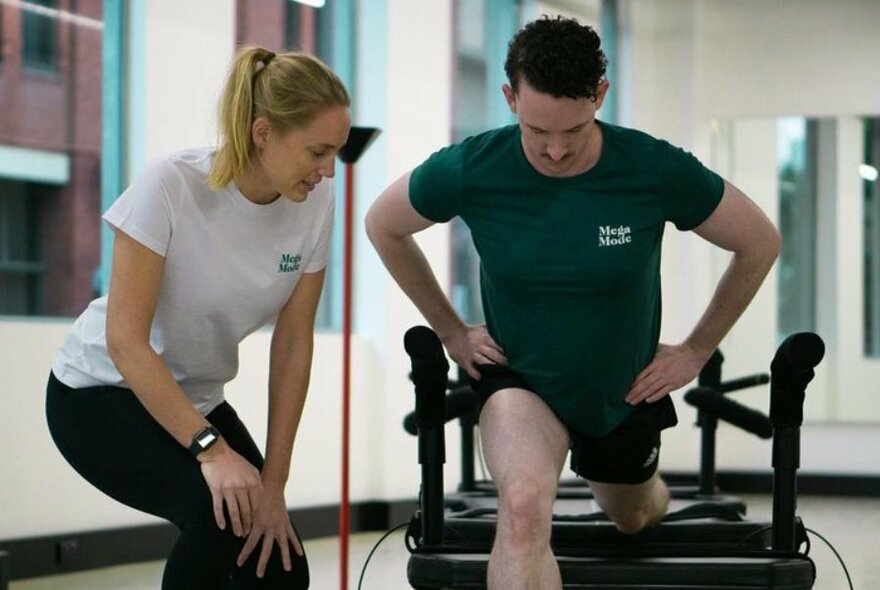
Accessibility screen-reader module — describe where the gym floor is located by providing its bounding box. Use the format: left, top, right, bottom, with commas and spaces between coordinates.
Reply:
9, 494, 880, 590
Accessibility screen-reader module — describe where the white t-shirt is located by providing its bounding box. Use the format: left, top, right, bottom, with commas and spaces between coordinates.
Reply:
52, 147, 334, 415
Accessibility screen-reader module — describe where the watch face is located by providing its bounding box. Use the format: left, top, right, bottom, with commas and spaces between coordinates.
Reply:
199, 430, 218, 448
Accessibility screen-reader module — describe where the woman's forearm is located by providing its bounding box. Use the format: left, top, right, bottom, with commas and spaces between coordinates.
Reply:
107, 341, 212, 448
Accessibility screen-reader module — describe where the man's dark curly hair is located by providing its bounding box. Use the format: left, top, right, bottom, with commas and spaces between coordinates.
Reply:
504, 15, 607, 101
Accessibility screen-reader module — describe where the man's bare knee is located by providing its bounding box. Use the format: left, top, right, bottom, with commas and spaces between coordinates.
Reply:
594, 476, 670, 535
497, 479, 555, 548
609, 507, 657, 535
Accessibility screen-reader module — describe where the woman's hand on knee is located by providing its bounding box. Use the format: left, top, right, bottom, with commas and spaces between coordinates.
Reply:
198, 440, 263, 537
236, 487, 302, 578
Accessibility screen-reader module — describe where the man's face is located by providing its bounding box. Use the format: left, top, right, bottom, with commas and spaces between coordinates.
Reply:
503, 78, 608, 178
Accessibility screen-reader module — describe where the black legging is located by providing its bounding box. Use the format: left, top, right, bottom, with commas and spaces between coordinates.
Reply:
45, 372, 309, 589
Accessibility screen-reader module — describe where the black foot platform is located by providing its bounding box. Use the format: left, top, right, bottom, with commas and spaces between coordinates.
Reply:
408, 553, 816, 590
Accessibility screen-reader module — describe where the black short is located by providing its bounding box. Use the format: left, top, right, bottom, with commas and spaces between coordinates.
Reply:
471, 364, 678, 485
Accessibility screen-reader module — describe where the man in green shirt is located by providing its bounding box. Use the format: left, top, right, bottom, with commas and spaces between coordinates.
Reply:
366, 15, 781, 590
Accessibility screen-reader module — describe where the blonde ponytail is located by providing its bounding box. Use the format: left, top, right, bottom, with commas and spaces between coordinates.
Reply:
207, 46, 350, 190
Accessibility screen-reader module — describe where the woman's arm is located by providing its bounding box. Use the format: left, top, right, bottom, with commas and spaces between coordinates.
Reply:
263, 269, 325, 489
105, 228, 212, 445
105, 227, 262, 537
236, 269, 325, 577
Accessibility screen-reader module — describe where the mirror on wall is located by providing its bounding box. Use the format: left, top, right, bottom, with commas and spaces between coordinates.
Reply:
711, 115, 880, 423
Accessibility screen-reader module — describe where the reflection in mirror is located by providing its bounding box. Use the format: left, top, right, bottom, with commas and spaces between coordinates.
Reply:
719, 115, 880, 423
864, 119, 879, 357
777, 118, 817, 342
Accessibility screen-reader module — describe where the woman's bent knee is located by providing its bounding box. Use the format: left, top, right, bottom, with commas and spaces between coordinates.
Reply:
167, 523, 310, 589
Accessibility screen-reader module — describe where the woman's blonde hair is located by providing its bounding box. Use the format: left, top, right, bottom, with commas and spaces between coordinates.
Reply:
206, 46, 351, 190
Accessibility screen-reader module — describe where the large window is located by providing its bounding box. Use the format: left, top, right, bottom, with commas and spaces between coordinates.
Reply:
22, 0, 59, 72
0, 0, 103, 316
285, 1, 335, 60
0, 181, 43, 314
238, 0, 337, 59
864, 117, 880, 357
0, 5, 5, 64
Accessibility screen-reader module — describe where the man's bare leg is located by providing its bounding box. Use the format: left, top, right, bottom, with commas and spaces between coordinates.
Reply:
588, 473, 670, 534
480, 388, 570, 590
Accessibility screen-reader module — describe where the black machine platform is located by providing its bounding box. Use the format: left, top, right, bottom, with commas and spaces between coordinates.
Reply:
407, 553, 815, 590
408, 501, 784, 557
402, 327, 825, 589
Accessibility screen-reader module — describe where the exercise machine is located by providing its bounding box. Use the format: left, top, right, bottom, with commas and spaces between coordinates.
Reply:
402, 326, 823, 589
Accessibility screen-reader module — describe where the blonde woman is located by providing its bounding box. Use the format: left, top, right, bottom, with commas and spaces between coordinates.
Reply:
46, 46, 350, 589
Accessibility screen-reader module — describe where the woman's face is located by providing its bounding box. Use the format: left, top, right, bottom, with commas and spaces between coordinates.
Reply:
257, 106, 351, 202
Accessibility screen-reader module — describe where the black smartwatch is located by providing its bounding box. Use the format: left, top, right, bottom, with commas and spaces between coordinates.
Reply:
188, 425, 220, 457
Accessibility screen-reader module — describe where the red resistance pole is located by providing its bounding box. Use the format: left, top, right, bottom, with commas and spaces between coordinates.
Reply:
339, 161, 354, 590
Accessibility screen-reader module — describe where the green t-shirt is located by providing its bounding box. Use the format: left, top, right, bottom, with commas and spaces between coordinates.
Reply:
409, 122, 724, 437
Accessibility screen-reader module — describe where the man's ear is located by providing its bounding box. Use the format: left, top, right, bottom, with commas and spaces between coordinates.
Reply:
502, 84, 517, 114
252, 116, 271, 149
594, 79, 611, 110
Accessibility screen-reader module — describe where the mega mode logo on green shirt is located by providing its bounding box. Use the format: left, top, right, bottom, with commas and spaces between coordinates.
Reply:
409, 122, 724, 437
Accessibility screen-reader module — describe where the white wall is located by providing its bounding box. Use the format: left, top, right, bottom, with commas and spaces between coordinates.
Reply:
141, 0, 234, 158
3, 0, 879, 543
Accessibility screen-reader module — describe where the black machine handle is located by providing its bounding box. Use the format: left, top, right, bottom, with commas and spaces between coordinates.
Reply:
769, 332, 824, 552
404, 326, 449, 427
686, 346, 772, 433
689, 349, 772, 495
698, 348, 770, 393
683, 386, 773, 439
403, 385, 478, 435
717, 373, 770, 393
403, 326, 449, 546
770, 332, 825, 428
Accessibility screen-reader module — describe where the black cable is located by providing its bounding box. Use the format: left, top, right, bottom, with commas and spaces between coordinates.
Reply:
733, 522, 815, 556
357, 521, 410, 590
806, 527, 854, 590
